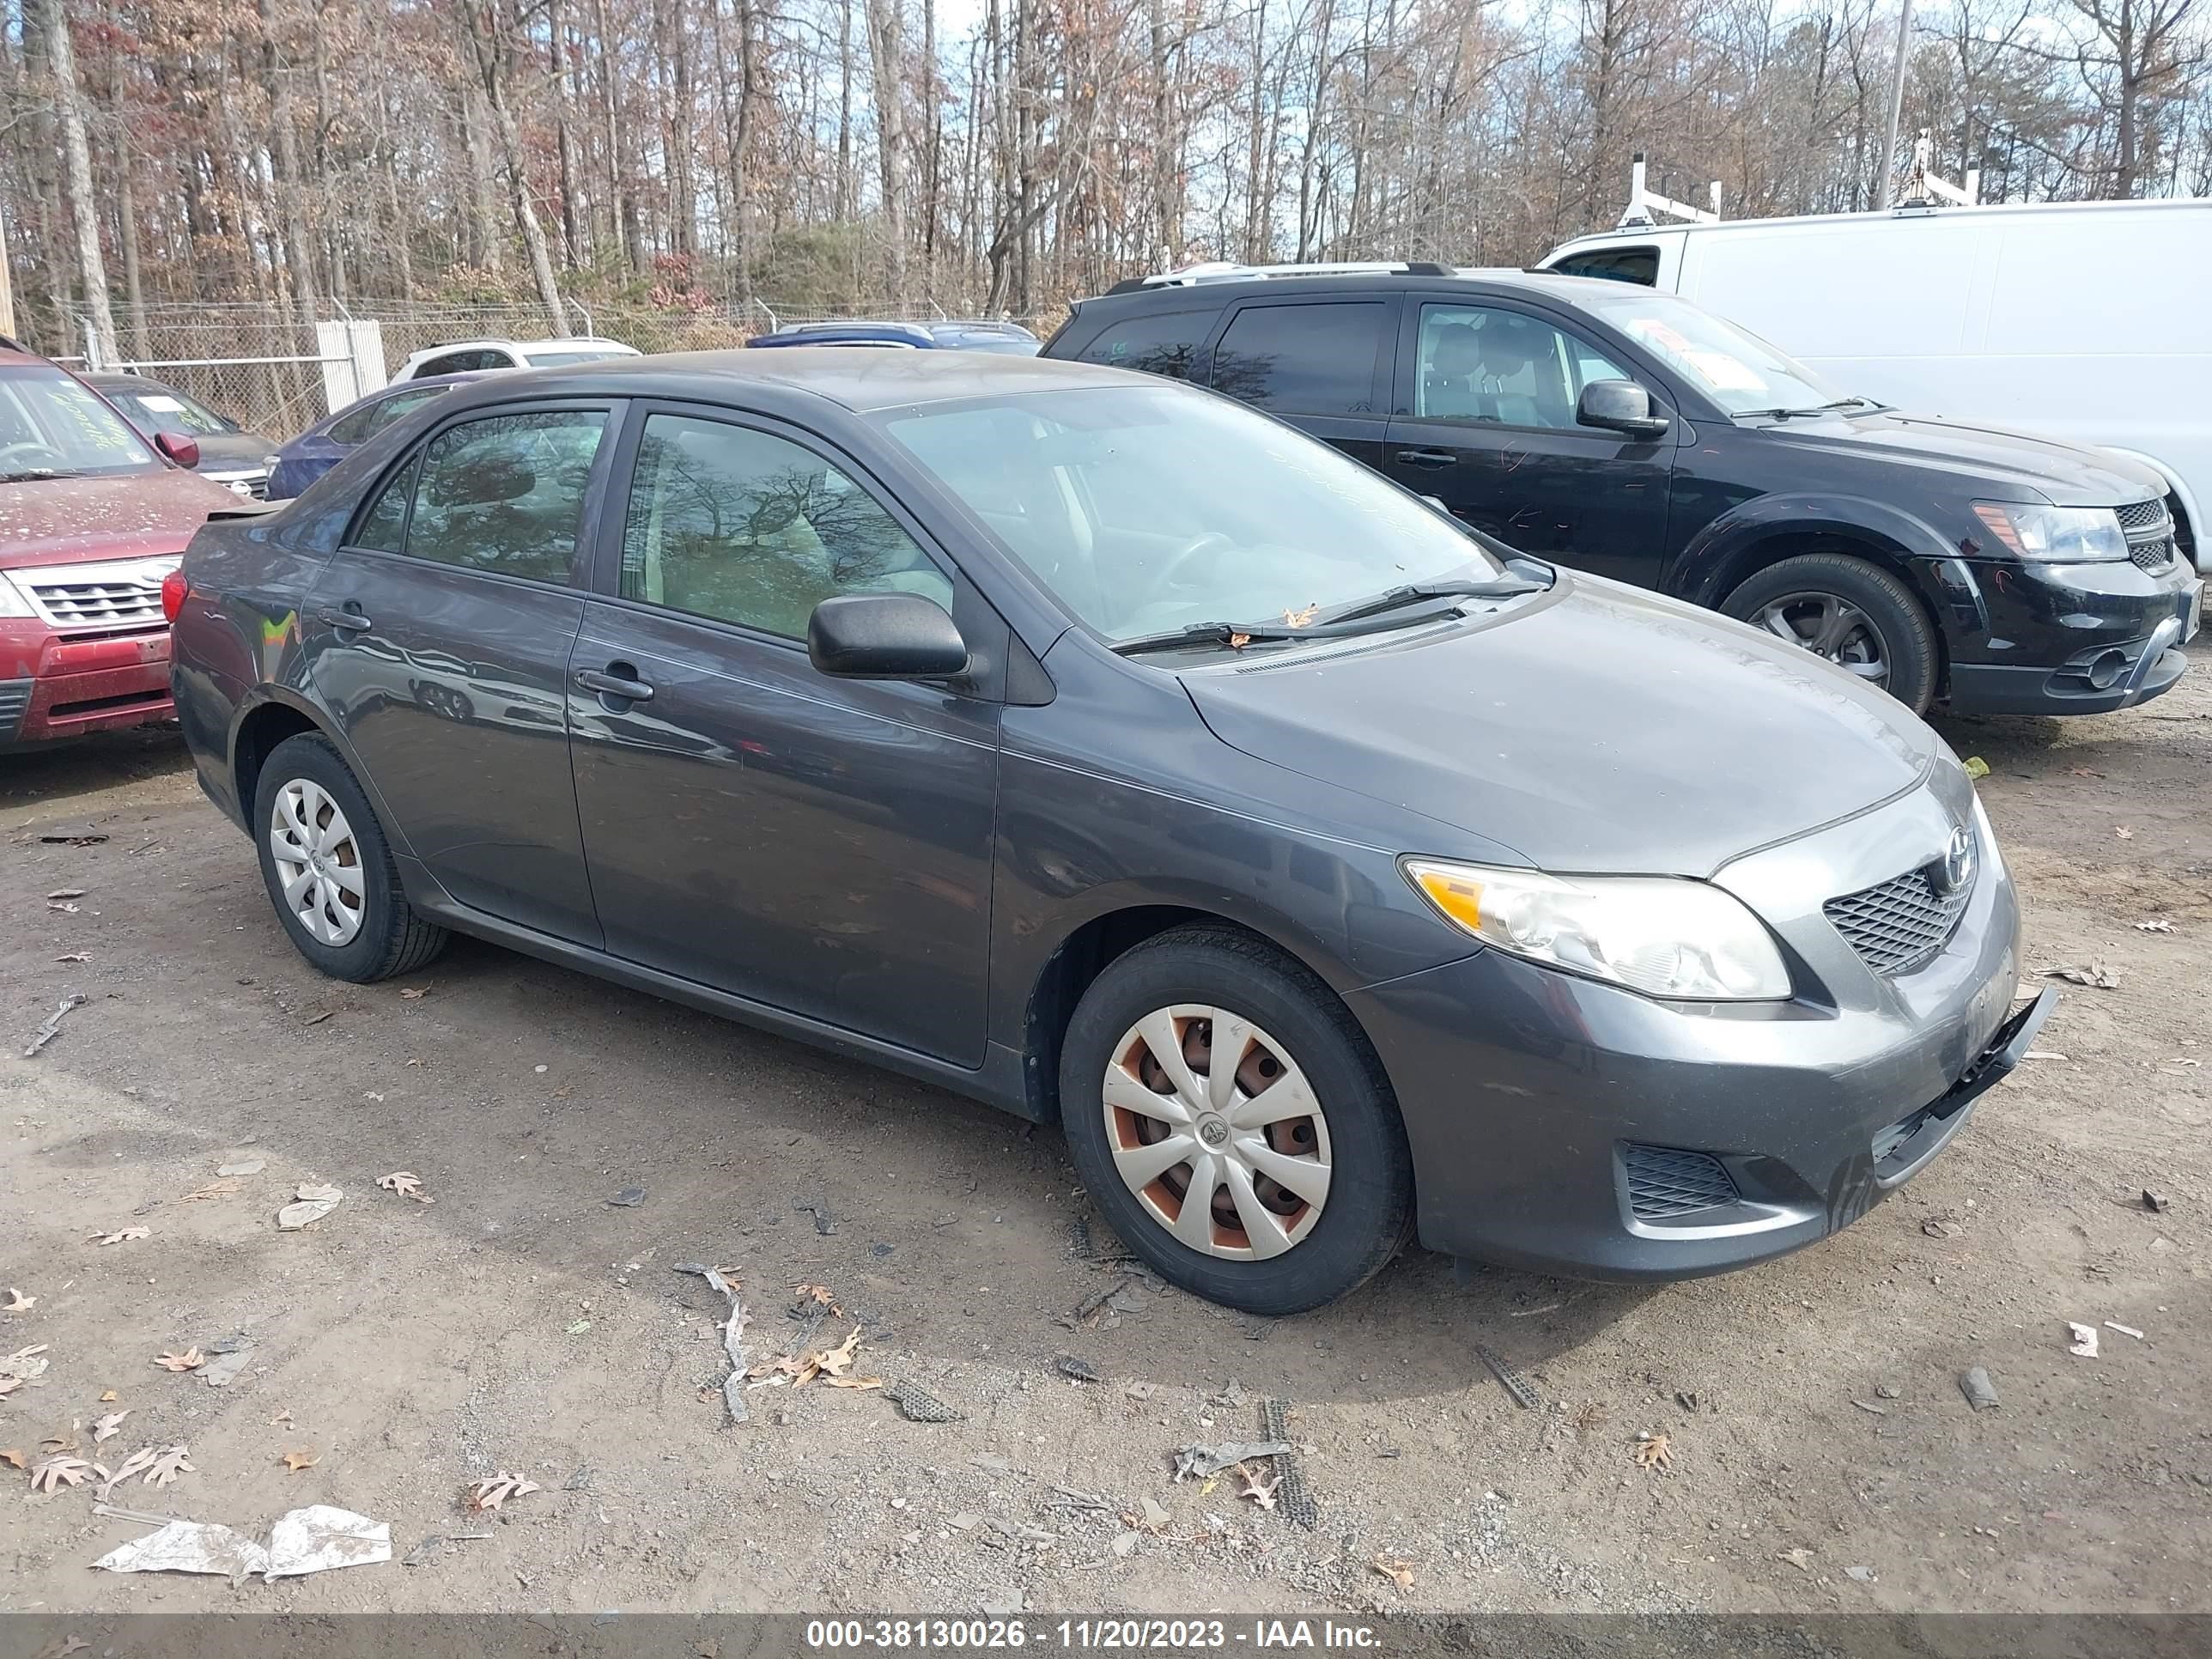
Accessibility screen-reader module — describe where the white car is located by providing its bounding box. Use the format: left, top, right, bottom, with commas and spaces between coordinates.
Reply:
1536, 198, 2211, 570
389, 337, 641, 384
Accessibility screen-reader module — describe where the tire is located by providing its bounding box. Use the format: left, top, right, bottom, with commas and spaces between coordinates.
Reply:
1721, 552, 1939, 715
1059, 926, 1413, 1315
252, 732, 448, 983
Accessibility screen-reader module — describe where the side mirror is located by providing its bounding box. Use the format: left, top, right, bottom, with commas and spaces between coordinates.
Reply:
808, 592, 969, 680
154, 430, 201, 468
1577, 379, 1670, 440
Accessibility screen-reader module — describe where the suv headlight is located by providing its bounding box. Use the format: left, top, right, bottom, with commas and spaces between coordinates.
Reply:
1972, 502, 2127, 562
1404, 859, 1791, 1000
0, 573, 33, 620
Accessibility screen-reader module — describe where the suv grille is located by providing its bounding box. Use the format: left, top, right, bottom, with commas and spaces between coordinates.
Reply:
2115, 500, 2175, 570
17, 559, 175, 631
1623, 1145, 1740, 1219
2115, 499, 2167, 532
1825, 865, 1972, 975
2129, 536, 2175, 572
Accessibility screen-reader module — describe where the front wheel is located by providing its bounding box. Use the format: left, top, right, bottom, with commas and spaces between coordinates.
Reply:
1059, 927, 1413, 1315
1722, 553, 1939, 715
252, 732, 449, 982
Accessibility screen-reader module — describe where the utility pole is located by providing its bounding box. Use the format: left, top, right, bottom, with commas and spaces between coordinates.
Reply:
1875, 0, 1914, 209
0, 207, 15, 338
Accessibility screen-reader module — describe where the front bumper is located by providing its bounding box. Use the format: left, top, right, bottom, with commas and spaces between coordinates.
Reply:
0, 621, 175, 749
1938, 556, 2199, 715
1353, 773, 2030, 1279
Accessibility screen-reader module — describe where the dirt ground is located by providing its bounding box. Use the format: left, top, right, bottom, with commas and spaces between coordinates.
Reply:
2, 675, 2209, 1620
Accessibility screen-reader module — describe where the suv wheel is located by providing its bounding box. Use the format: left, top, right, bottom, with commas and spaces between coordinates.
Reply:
1059, 927, 1413, 1315
252, 732, 449, 982
1723, 553, 1938, 714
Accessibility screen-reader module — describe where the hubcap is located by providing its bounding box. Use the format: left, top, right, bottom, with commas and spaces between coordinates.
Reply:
269, 779, 366, 947
1102, 1006, 1333, 1261
1753, 591, 1889, 686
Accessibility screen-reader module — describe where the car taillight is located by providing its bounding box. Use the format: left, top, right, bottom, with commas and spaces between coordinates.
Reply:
161, 567, 190, 623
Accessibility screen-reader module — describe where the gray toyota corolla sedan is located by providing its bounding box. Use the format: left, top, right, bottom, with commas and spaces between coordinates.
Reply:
169, 350, 2052, 1314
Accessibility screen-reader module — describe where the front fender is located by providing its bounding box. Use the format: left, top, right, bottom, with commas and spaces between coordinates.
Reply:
1669, 492, 1964, 610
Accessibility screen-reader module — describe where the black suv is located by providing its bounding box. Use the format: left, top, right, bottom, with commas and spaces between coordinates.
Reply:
1042, 264, 2202, 715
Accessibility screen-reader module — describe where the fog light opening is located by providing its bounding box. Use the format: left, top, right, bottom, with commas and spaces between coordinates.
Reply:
2086, 647, 2129, 690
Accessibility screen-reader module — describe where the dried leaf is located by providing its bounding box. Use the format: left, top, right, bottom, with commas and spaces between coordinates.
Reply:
184, 1179, 241, 1202
47, 887, 87, 900
92, 1227, 150, 1245
1372, 1556, 1414, 1592
398, 985, 431, 1000
3, 1343, 52, 1379
1282, 603, 1318, 628
281, 1448, 321, 1473
2115, 825, 2134, 840
41, 1425, 78, 1453
55, 951, 91, 963
0, 1449, 21, 1469
3, 1288, 33, 1311
99, 1390, 118, 1403
376, 1171, 424, 1199
99, 1445, 158, 1496
466, 1472, 541, 1511
92, 1411, 131, 1443
793, 1282, 835, 1307
154, 1348, 206, 1373
1227, 631, 1252, 649
29, 1454, 92, 1493
1236, 1463, 1281, 1510
2041, 963, 2119, 990
812, 1326, 863, 1381
1778, 1547, 1814, 1571
143, 1445, 195, 1487
823, 1375, 884, 1390
1634, 1431, 1674, 1470
2136, 919, 2174, 933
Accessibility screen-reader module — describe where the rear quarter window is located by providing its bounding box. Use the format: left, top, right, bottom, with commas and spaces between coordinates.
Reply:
1550, 247, 1660, 285
1072, 309, 1213, 380
1209, 301, 1386, 416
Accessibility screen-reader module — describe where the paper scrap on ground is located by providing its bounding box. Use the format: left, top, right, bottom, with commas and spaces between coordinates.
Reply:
264, 1505, 391, 1577
94, 1519, 270, 1578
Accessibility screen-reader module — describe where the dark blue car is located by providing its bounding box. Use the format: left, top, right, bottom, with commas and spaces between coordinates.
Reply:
744, 320, 1040, 355
264, 373, 484, 501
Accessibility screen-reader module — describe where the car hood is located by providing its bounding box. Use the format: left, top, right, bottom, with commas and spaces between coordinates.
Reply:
1747, 410, 2165, 507
188, 432, 279, 471
0, 469, 241, 571
1181, 576, 1941, 877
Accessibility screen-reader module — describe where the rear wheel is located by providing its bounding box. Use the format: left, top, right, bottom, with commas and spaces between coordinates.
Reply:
1722, 552, 1938, 714
252, 732, 448, 982
1059, 927, 1413, 1315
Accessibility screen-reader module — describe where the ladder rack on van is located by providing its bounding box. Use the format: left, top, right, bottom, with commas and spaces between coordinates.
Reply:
1897, 131, 1981, 209
1618, 154, 1723, 229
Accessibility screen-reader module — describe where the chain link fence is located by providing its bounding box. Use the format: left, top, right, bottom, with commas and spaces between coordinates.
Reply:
64, 298, 1056, 442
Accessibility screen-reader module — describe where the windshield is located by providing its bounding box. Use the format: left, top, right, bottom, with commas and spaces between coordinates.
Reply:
102, 383, 232, 437
1575, 289, 1850, 415
521, 347, 633, 369
881, 385, 1504, 643
0, 367, 161, 478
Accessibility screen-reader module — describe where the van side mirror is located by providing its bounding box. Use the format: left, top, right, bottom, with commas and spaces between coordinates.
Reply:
153, 430, 201, 469
808, 592, 970, 680
1577, 380, 1670, 440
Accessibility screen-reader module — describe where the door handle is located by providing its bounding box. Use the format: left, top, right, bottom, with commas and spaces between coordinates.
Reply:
575, 665, 654, 703
1395, 447, 1457, 469
316, 605, 372, 632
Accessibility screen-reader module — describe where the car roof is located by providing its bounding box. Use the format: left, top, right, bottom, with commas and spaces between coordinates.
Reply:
444, 345, 1150, 413
406, 337, 638, 357
1547, 194, 2212, 251
80, 370, 186, 392
1067, 267, 1629, 314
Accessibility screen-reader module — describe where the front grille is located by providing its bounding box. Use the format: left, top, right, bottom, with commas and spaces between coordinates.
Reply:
0, 678, 29, 743
2115, 499, 2168, 532
2129, 535, 2174, 572
1623, 1144, 1740, 1219
1825, 864, 1972, 976
27, 577, 166, 629
206, 470, 270, 500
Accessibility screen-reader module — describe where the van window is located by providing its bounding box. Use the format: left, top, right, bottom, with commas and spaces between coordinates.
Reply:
1550, 246, 1659, 286
1209, 302, 1385, 416
1075, 310, 1212, 380
1414, 304, 1630, 428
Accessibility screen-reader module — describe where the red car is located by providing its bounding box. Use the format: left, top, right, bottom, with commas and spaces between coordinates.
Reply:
0, 339, 242, 750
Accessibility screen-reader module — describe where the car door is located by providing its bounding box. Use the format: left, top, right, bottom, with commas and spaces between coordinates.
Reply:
565, 404, 1000, 1066
1382, 297, 1674, 585
1202, 295, 1398, 475
301, 399, 618, 944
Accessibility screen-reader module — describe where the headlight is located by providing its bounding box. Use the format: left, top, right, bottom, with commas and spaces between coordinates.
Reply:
1404, 859, 1791, 1001
1971, 501, 2127, 562
0, 574, 34, 620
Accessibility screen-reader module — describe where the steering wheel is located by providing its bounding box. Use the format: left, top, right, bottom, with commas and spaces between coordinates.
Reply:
0, 441, 69, 473
1156, 530, 1239, 592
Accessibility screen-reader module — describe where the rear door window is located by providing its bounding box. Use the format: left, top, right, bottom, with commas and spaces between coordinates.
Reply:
399, 409, 609, 584
1550, 247, 1660, 286
1208, 301, 1386, 416
1073, 309, 1212, 380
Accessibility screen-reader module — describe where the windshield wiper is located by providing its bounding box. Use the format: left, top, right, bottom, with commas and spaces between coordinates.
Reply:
1734, 397, 1874, 422
0, 468, 85, 483
1110, 580, 1545, 658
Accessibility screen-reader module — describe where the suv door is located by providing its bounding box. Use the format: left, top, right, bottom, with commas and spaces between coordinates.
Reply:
1382, 297, 1674, 584
1203, 295, 1397, 474
565, 404, 1000, 1066
301, 401, 617, 944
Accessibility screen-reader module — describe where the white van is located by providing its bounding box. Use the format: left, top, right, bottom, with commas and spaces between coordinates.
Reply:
1536, 199, 2211, 569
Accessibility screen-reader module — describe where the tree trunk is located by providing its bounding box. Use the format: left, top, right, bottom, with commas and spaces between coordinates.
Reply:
864, 0, 909, 305
260, 0, 320, 341
462, 0, 570, 332
45, 0, 116, 364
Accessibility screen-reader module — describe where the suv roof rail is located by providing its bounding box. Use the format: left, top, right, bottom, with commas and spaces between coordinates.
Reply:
1112, 259, 1457, 291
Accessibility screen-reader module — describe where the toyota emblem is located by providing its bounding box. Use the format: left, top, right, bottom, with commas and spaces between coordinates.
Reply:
1929, 824, 1976, 897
